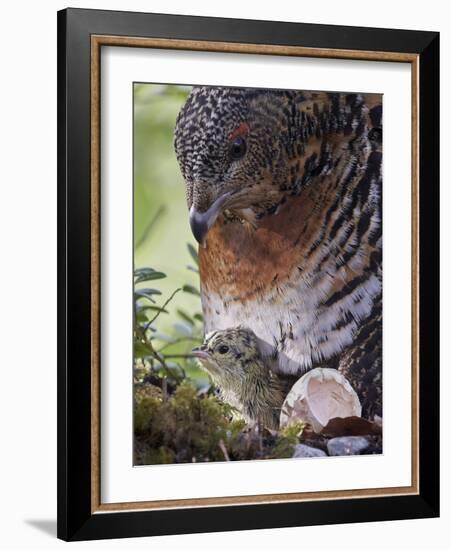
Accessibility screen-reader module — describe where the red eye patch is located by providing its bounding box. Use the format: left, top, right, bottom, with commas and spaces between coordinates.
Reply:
228, 122, 250, 141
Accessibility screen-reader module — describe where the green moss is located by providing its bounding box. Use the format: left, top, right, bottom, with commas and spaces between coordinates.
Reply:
134, 380, 307, 465
134, 381, 245, 464
270, 421, 306, 459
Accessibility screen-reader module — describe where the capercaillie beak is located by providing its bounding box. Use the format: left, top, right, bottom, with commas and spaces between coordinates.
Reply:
189, 208, 210, 248
189, 192, 231, 247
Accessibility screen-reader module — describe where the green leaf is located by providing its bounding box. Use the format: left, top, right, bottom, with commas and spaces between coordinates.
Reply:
186, 265, 199, 274
134, 267, 167, 284
134, 341, 151, 358
182, 284, 200, 297
187, 243, 199, 265
176, 309, 195, 325
135, 288, 162, 303
139, 271, 167, 283
194, 313, 204, 323
134, 267, 155, 279
137, 304, 169, 319
136, 311, 149, 323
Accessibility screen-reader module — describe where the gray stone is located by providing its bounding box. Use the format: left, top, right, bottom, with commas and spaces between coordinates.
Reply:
327, 436, 370, 456
293, 444, 327, 458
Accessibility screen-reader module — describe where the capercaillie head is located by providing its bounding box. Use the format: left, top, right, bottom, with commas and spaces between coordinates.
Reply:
174, 86, 366, 245
175, 87, 308, 244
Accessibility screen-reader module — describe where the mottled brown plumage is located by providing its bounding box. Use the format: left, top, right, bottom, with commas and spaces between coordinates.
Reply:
175, 87, 382, 419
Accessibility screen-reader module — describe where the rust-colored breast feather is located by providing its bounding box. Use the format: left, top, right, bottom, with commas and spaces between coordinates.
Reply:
200, 181, 331, 300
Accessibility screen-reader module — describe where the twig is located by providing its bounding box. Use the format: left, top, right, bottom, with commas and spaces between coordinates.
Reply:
144, 287, 182, 332
161, 353, 197, 359
218, 439, 230, 461
157, 336, 201, 353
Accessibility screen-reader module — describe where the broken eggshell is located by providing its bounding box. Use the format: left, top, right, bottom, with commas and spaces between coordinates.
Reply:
279, 367, 362, 433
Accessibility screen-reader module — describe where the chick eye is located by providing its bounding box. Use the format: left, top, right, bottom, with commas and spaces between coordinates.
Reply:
217, 345, 229, 354
229, 136, 247, 161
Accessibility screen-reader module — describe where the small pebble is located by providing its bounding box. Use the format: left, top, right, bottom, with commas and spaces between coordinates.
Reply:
292, 444, 327, 458
327, 436, 370, 456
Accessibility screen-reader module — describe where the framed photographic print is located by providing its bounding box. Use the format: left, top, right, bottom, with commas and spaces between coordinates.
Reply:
57, 8, 439, 541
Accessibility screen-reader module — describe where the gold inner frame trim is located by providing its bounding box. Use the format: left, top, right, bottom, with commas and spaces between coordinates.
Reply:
90, 34, 420, 514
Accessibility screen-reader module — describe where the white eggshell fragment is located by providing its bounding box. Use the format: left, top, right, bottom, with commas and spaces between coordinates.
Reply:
280, 367, 362, 433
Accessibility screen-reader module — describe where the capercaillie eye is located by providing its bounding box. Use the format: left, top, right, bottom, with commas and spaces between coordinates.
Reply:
217, 345, 229, 354
229, 136, 247, 161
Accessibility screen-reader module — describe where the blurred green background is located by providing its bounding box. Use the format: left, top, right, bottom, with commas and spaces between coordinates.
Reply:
134, 83, 207, 385
134, 84, 194, 308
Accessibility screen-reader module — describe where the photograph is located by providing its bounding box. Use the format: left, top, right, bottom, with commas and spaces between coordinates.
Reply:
0, 3, 444, 547
56, 8, 440, 540
133, 83, 383, 465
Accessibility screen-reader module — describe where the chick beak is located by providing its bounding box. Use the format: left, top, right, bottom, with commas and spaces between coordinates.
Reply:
189, 192, 231, 247
191, 347, 210, 361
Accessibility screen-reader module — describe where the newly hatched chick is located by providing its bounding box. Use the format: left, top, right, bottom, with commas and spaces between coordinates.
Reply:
192, 327, 286, 430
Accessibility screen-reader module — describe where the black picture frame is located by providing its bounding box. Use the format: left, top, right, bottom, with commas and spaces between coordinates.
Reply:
57, 7, 439, 541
